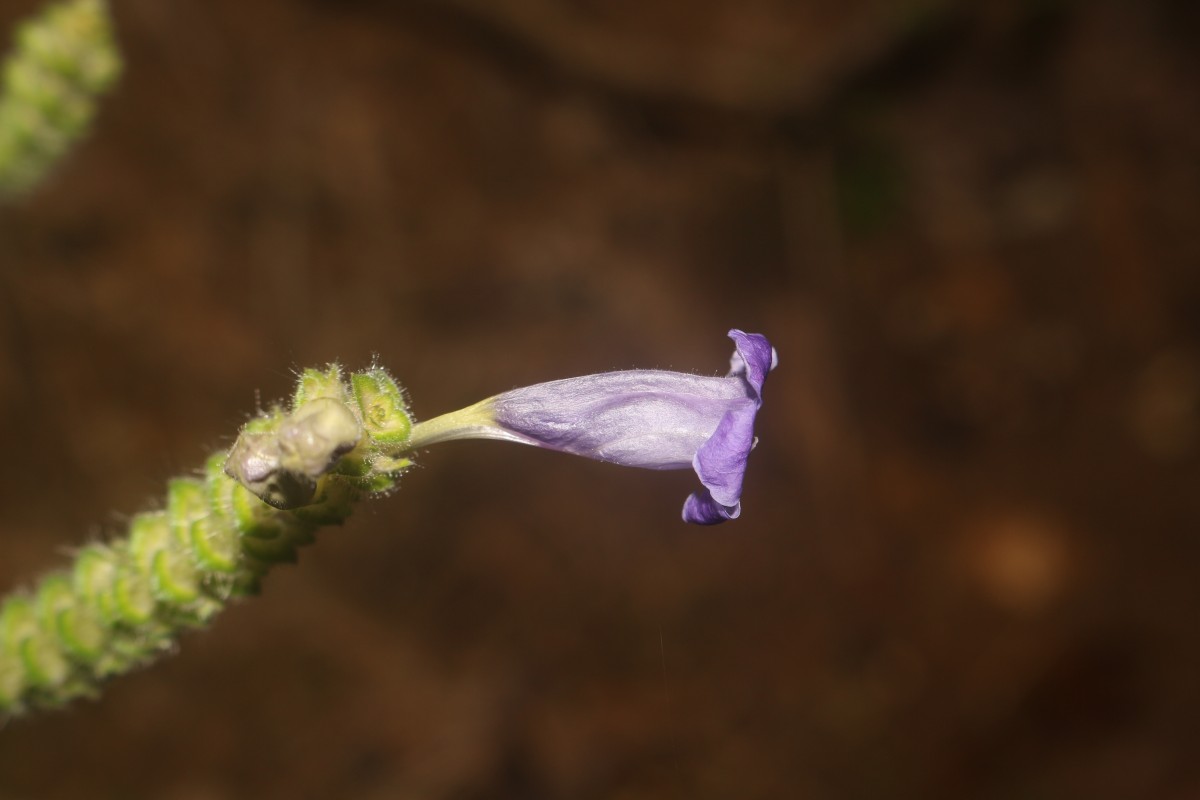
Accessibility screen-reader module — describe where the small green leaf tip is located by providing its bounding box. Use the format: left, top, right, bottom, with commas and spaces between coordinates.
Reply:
0, 0, 121, 197
0, 364, 413, 717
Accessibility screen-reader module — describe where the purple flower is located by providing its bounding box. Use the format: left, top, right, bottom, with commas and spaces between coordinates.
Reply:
407, 329, 777, 524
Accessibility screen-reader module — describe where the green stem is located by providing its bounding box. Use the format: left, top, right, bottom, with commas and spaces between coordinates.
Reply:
0, 364, 412, 716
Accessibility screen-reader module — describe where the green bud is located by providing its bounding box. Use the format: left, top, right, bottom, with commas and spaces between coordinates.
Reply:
291, 364, 347, 408
351, 368, 412, 448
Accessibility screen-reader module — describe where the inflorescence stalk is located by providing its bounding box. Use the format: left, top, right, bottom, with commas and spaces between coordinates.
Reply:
0, 364, 412, 716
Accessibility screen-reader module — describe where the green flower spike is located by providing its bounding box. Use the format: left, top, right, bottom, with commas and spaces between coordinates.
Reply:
0, 364, 413, 716
0, 0, 121, 196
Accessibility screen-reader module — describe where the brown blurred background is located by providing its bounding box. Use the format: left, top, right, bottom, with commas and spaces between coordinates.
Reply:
0, 0, 1198, 797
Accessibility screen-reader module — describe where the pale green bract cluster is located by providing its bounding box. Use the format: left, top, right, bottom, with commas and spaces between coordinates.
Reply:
0, 365, 413, 716
0, 0, 120, 196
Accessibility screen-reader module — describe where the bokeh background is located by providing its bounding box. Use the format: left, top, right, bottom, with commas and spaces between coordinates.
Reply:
0, 0, 1198, 797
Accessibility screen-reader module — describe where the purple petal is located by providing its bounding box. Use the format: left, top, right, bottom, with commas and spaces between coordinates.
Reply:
682, 488, 741, 524
691, 400, 758, 507
727, 329, 776, 406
